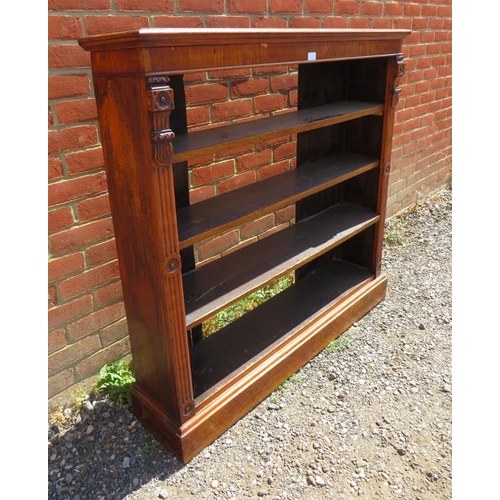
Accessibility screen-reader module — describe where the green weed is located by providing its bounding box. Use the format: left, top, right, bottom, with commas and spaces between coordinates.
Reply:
202, 273, 295, 337
95, 360, 135, 405
325, 336, 349, 353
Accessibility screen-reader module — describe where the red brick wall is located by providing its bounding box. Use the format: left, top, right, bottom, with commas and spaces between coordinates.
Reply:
48, 0, 452, 408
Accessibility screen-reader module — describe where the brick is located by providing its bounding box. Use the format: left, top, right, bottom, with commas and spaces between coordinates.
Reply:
49, 156, 64, 181
228, 0, 266, 14
438, 5, 452, 17
95, 280, 123, 307
416, 56, 432, 69
48, 15, 83, 40
153, 16, 204, 28
257, 160, 290, 181
76, 194, 112, 222
350, 18, 371, 29
74, 337, 130, 380
48, 171, 108, 207
393, 18, 412, 30
186, 106, 210, 127
48, 294, 93, 331
232, 78, 269, 98
429, 18, 444, 30
323, 17, 349, 28
49, 207, 75, 234
206, 16, 249, 28
269, 0, 302, 13
49, 218, 115, 255
276, 205, 295, 225
116, 0, 173, 11
185, 83, 228, 105
213, 99, 253, 122
192, 160, 235, 186
251, 17, 288, 28
236, 149, 272, 172
49, 286, 58, 307
48, 0, 110, 10
419, 4, 437, 16
86, 239, 118, 266
85, 15, 149, 35
270, 74, 297, 93
404, 3, 422, 16
48, 125, 99, 154
373, 18, 393, 29
48, 368, 74, 399
59, 260, 121, 300
290, 17, 321, 29
254, 93, 287, 114
412, 18, 428, 31
384, 2, 403, 16
100, 318, 129, 347
189, 185, 216, 204
49, 329, 67, 355
49, 335, 101, 375
49, 252, 85, 283
218, 171, 255, 194
48, 44, 90, 69
335, 1, 359, 15
361, 1, 383, 16
54, 98, 98, 124
253, 65, 288, 76
435, 31, 451, 42
273, 140, 296, 161
178, 0, 224, 13
210, 68, 252, 80
67, 301, 126, 341
305, 0, 333, 14
66, 147, 105, 175
425, 43, 441, 55
241, 214, 275, 240
49, 74, 91, 100
198, 230, 240, 260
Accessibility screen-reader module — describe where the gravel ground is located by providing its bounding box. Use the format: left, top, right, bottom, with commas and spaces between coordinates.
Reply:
48, 186, 452, 500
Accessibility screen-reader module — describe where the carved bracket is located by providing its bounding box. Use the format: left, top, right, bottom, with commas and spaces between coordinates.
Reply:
147, 76, 175, 166
391, 54, 405, 108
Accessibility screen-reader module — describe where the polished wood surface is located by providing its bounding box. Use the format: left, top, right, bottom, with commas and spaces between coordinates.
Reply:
177, 152, 378, 249
79, 28, 409, 463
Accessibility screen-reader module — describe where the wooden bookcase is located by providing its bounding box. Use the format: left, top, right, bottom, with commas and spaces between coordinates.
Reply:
79, 28, 409, 463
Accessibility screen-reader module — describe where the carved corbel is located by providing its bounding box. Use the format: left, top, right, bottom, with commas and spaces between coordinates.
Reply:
391, 54, 405, 108
147, 76, 175, 166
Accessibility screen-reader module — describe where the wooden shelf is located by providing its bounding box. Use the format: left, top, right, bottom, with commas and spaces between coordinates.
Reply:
190, 258, 373, 400
177, 152, 378, 249
183, 202, 378, 328
172, 101, 383, 163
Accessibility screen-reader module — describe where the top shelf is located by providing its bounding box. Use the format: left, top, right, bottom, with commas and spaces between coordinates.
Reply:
173, 101, 383, 163
79, 28, 411, 51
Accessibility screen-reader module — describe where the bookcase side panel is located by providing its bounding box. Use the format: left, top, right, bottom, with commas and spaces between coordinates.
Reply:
92, 69, 195, 424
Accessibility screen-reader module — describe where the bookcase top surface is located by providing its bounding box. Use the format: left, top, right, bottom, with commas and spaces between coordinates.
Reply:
79, 28, 410, 52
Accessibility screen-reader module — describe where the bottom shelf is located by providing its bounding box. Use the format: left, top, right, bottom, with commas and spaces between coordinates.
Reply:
190, 259, 373, 401
132, 260, 386, 464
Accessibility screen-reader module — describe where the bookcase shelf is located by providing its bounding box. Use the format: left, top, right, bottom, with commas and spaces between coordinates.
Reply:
79, 27, 409, 464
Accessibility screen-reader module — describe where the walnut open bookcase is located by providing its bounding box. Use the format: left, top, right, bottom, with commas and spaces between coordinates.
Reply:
79, 28, 410, 463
